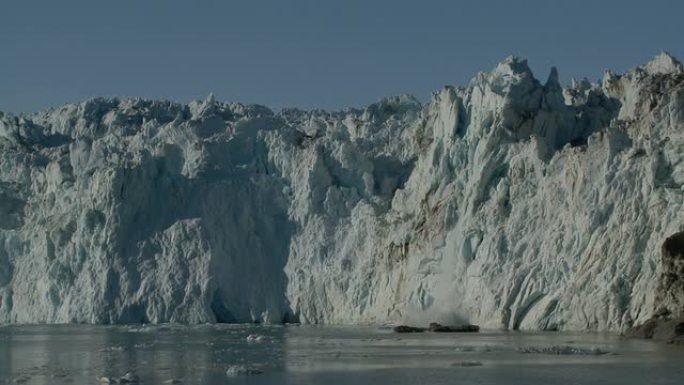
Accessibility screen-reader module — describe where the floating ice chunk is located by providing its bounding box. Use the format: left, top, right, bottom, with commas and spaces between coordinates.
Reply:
246, 334, 267, 343
12, 375, 31, 384
99, 372, 140, 384
225, 365, 263, 376
99, 345, 126, 353
452, 361, 483, 367
119, 372, 140, 383
133, 343, 154, 349
517, 345, 607, 355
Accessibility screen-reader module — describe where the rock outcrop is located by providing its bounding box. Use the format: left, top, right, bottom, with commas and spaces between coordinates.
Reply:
623, 317, 684, 343
1, 53, 684, 331
656, 232, 684, 317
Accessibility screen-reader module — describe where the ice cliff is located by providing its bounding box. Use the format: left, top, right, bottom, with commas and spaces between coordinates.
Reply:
1, 53, 684, 331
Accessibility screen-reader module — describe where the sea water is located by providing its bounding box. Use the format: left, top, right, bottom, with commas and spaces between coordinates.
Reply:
1, 324, 682, 384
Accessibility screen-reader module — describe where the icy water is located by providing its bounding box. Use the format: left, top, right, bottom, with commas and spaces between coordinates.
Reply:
1, 325, 683, 384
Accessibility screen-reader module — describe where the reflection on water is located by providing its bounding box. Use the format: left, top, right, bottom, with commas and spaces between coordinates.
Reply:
0, 324, 683, 384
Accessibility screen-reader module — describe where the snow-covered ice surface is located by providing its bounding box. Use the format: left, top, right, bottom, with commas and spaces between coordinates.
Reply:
1, 53, 684, 330
0, 325, 683, 385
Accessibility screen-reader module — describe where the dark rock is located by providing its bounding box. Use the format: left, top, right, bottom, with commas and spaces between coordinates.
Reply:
655, 232, 684, 316
629, 231, 684, 345
623, 317, 684, 343
428, 322, 480, 333
623, 318, 659, 339
392, 325, 427, 333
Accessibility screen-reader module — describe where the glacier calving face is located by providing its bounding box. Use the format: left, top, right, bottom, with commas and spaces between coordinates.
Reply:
1, 54, 684, 330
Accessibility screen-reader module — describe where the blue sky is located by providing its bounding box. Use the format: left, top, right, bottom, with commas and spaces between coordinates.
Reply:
1, 0, 682, 113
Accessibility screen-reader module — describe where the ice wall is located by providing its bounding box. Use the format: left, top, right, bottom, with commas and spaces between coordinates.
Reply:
1, 54, 683, 331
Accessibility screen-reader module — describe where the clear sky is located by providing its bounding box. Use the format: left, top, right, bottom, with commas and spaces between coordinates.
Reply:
2, 0, 683, 113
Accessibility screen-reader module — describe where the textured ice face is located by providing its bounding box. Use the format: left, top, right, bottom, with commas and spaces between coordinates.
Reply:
1, 54, 683, 330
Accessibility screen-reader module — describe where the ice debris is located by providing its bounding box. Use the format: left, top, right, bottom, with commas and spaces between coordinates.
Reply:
225, 365, 264, 376
98, 372, 140, 384
517, 345, 608, 355
246, 334, 268, 343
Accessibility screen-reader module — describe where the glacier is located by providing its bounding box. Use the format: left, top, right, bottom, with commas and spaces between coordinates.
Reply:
1, 53, 683, 331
